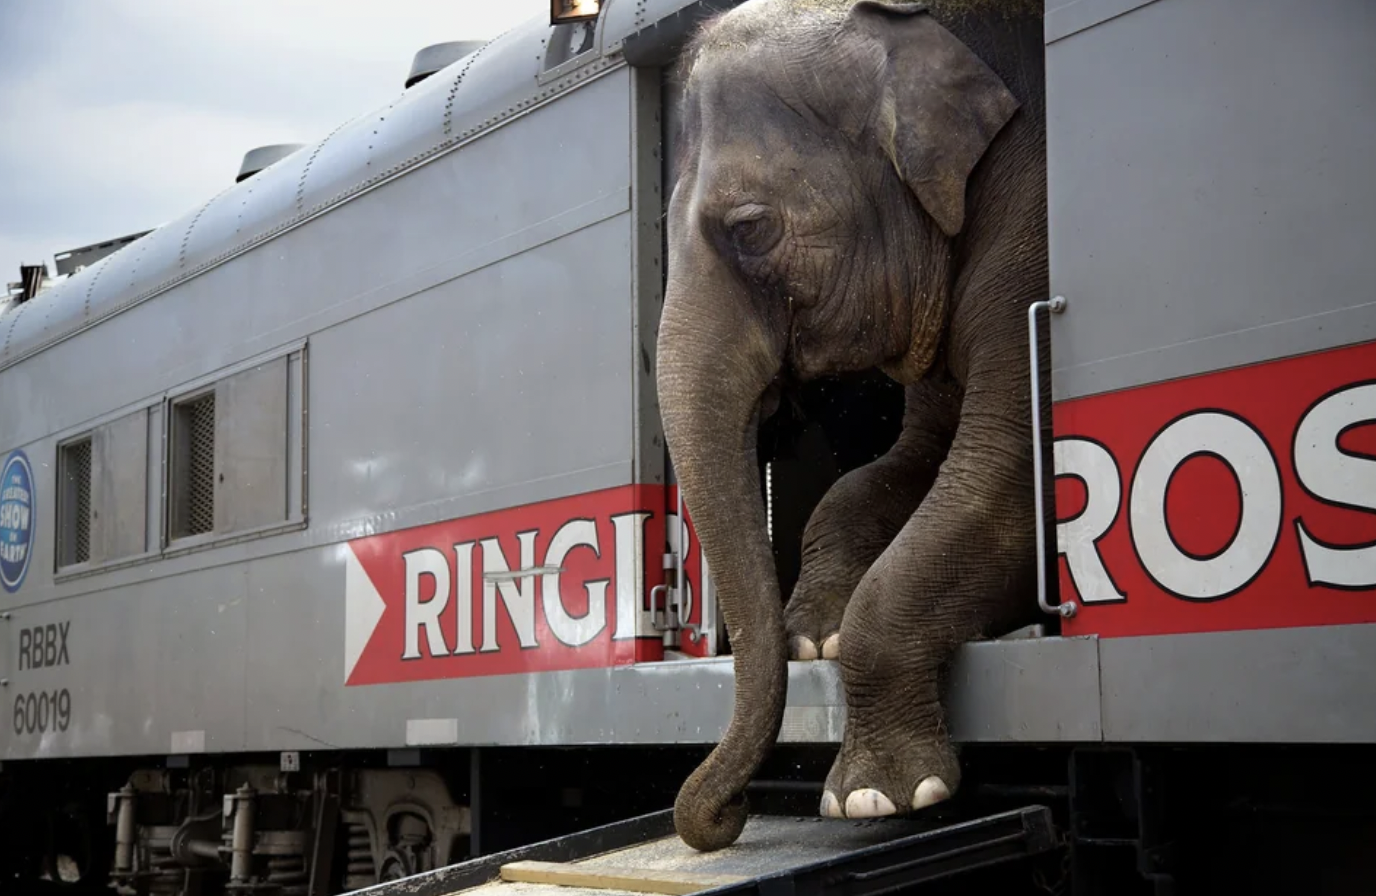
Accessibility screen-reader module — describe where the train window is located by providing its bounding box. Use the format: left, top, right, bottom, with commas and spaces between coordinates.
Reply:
211, 356, 291, 534
164, 350, 298, 549
53, 409, 153, 577
56, 435, 93, 567
169, 390, 217, 540
89, 409, 151, 565
157, 344, 305, 555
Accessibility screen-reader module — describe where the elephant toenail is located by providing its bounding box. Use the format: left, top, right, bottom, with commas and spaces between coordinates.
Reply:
791, 636, 819, 661
820, 791, 844, 818
844, 789, 897, 819
912, 777, 951, 811
821, 633, 840, 659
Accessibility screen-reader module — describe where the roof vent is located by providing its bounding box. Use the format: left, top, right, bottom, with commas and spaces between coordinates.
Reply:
53, 230, 151, 278
236, 144, 305, 183
405, 41, 486, 88
11, 263, 51, 304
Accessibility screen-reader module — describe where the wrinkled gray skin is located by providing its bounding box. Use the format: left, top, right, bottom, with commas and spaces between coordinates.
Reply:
655, 0, 1048, 852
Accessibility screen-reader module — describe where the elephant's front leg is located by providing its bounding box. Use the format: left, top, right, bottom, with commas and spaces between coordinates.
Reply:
821, 353, 1039, 820
785, 373, 962, 661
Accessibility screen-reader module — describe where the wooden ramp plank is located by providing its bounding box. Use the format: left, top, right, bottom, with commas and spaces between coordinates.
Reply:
499, 860, 747, 896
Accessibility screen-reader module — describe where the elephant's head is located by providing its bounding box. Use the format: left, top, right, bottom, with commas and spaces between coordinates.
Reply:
656, 0, 1019, 851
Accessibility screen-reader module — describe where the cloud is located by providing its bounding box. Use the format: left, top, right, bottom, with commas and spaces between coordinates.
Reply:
0, 0, 548, 277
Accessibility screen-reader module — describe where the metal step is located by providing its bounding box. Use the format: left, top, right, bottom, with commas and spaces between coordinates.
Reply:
345, 805, 1060, 896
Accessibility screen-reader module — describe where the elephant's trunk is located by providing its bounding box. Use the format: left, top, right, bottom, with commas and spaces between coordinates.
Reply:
657, 268, 788, 853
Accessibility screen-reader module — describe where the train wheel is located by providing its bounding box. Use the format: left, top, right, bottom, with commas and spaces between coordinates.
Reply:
378, 811, 433, 881
378, 849, 414, 882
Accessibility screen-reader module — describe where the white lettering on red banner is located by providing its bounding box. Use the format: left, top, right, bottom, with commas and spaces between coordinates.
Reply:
1054, 341, 1376, 637
343, 486, 707, 685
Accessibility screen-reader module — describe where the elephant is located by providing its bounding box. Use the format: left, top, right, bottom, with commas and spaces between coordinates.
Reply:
654, 0, 1050, 852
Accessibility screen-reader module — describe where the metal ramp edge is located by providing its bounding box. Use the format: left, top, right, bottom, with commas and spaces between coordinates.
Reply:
343, 805, 1060, 896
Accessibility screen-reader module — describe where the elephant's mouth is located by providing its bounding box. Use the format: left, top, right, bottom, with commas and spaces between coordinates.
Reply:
760, 378, 787, 424
759, 364, 814, 429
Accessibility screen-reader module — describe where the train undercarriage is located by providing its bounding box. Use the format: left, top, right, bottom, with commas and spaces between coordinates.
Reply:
2, 755, 474, 894
5, 740, 1376, 895
0, 746, 696, 895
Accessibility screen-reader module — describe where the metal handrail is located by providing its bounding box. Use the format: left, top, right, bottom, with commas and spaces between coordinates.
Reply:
1028, 296, 1076, 619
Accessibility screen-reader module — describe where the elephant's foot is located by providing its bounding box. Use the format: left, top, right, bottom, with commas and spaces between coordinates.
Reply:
784, 585, 847, 660
819, 720, 960, 819
820, 582, 965, 819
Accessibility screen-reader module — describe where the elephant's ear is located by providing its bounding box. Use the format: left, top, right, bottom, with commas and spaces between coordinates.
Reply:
850, 2, 1019, 237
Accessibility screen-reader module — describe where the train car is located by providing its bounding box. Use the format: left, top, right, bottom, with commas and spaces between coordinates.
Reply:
0, 0, 1373, 893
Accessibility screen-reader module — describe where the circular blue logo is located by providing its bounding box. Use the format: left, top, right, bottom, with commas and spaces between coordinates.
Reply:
0, 449, 35, 594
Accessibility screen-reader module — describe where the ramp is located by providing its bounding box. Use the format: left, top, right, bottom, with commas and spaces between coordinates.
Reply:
346, 805, 1060, 896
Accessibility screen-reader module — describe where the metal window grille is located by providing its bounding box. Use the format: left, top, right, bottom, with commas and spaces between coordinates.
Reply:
172, 392, 216, 538
59, 438, 92, 565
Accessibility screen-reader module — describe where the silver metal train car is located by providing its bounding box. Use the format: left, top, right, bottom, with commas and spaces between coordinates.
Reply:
1, 0, 1373, 893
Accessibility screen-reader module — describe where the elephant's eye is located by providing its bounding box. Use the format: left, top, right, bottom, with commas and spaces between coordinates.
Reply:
723, 204, 779, 256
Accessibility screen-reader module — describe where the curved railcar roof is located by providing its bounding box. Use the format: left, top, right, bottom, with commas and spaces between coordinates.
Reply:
0, 0, 722, 372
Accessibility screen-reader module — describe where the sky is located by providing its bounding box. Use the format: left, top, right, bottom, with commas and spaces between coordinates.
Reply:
0, 0, 548, 281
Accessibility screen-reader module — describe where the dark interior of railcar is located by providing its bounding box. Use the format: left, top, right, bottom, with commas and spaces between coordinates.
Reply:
756, 372, 906, 601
